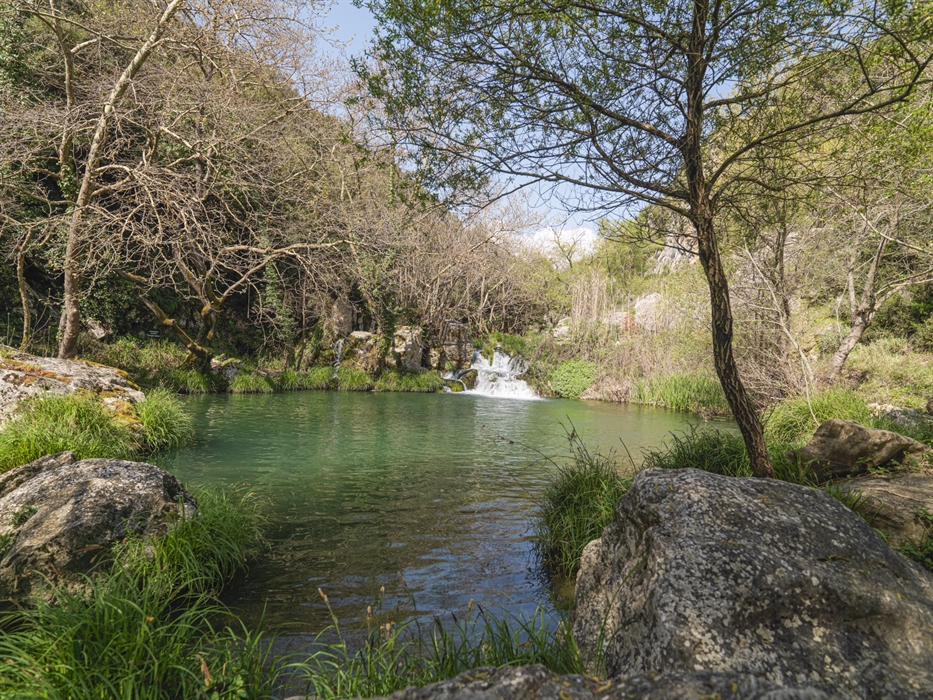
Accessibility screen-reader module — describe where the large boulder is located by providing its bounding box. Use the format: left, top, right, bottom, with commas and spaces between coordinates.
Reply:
361, 665, 827, 700
572, 468, 933, 699
385, 326, 425, 372
842, 469, 933, 549
0, 454, 196, 599
633, 293, 671, 333
0, 346, 145, 424
791, 419, 930, 482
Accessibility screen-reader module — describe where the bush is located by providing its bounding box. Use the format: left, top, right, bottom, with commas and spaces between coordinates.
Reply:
228, 372, 276, 394
764, 388, 872, 447
0, 392, 138, 471
136, 388, 195, 452
337, 366, 374, 391
547, 360, 597, 399
374, 368, 445, 393
533, 436, 631, 580
0, 488, 270, 699
165, 368, 215, 394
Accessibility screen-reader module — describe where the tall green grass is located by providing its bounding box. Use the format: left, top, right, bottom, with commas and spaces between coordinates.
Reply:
533, 435, 631, 581
374, 368, 445, 393
136, 388, 195, 451
0, 488, 268, 699
337, 367, 374, 392
0, 392, 138, 471
303, 366, 338, 390
165, 368, 215, 395
228, 371, 276, 394
764, 388, 872, 447
630, 373, 730, 415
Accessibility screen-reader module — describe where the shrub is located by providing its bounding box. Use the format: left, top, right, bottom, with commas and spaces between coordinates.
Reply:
136, 388, 195, 452
374, 368, 445, 393
337, 366, 373, 391
764, 388, 872, 447
165, 368, 214, 394
300, 365, 337, 390
228, 372, 276, 394
533, 436, 631, 580
0, 392, 138, 471
547, 360, 597, 399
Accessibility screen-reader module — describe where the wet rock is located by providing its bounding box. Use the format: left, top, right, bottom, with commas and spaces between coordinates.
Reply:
572, 467, 933, 699
0, 456, 196, 600
842, 469, 933, 548
791, 419, 930, 481
361, 665, 827, 700
0, 346, 145, 424
459, 369, 478, 391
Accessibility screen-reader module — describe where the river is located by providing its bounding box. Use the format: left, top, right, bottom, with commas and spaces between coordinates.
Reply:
155, 390, 731, 646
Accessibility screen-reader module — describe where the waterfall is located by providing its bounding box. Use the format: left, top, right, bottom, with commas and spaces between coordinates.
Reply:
459, 348, 540, 400
332, 338, 345, 377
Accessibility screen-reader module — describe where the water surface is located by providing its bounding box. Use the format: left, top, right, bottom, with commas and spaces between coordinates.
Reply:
156, 391, 729, 642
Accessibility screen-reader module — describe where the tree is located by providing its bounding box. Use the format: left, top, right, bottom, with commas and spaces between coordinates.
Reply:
364, 0, 932, 477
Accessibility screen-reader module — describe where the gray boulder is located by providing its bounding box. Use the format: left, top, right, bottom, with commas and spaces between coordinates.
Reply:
360, 665, 827, 700
841, 469, 933, 548
0, 346, 144, 424
572, 468, 933, 699
0, 455, 196, 599
791, 419, 930, 482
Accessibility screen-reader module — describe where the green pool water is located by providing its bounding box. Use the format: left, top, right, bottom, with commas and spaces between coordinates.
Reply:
154, 391, 731, 640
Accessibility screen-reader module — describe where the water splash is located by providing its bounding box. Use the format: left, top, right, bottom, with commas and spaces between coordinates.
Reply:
460, 348, 541, 400
332, 338, 345, 378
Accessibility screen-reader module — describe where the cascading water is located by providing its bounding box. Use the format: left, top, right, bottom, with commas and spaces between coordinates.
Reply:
332, 338, 345, 377
453, 348, 540, 400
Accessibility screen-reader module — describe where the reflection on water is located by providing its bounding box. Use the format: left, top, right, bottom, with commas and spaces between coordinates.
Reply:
154, 391, 731, 644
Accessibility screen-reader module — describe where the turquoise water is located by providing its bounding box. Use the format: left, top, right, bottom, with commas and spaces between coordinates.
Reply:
155, 391, 729, 639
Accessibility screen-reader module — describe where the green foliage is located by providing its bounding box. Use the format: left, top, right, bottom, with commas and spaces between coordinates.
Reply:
630, 374, 730, 415
533, 435, 631, 580
294, 602, 585, 699
303, 366, 338, 390
865, 284, 933, 350
764, 388, 872, 447
374, 368, 445, 393
337, 366, 374, 392
136, 389, 195, 452
899, 509, 933, 573
0, 488, 270, 699
482, 332, 526, 362
0, 392, 138, 471
227, 372, 275, 394
641, 427, 752, 477
277, 368, 303, 391
547, 360, 596, 399
166, 369, 215, 395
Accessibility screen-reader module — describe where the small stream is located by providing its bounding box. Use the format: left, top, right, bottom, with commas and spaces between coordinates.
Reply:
154, 391, 732, 649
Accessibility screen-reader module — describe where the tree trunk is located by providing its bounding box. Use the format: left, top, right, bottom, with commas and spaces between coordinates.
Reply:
825, 314, 869, 382
15, 231, 33, 351
696, 213, 774, 478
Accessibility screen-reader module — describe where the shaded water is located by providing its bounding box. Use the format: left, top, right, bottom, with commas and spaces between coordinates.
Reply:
155, 391, 730, 644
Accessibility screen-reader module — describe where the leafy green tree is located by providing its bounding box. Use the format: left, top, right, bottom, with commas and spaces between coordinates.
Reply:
364, 0, 932, 476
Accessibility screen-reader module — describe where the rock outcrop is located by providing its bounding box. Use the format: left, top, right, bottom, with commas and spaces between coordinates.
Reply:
0, 346, 144, 424
791, 419, 930, 481
386, 326, 425, 372
633, 293, 671, 333
360, 665, 827, 700
438, 321, 473, 369
342, 331, 379, 373
842, 469, 933, 548
0, 454, 196, 599
572, 467, 933, 699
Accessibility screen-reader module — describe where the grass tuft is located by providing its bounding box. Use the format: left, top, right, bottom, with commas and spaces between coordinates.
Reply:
630, 373, 730, 415
302, 366, 338, 390
374, 368, 445, 393
228, 372, 276, 394
0, 392, 138, 472
136, 388, 195, 452
337, 366, 374, 392
641, 427, 751, 477
533, 433, 631, 581
764, 388, 872, 447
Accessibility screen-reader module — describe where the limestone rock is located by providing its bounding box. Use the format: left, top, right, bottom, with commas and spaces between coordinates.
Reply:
605, 311, 635, 332
362, 665, 827, 700
210, 357, 242, 380
0, 346, 145, 425
792, 419, 930, 481
552, 317, 572, 339
343, 331, 379, 373
0, 456, 196, 599
328, 296, 355, 337
633, 293, 671, 332
572, 467, 933, 699
842, 469, 933, 548
390, 326, 425, 372
439, 321, 473, 369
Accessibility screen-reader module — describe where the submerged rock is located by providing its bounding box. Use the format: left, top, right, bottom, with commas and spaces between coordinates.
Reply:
361, 665, 827, 700
791, 419, 930, 481
0, 346, 145, 424
572, 467, 933, 699
0, 455, 196, 600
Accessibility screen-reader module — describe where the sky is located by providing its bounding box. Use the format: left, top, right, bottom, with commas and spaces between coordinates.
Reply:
318, 1, 600, 241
